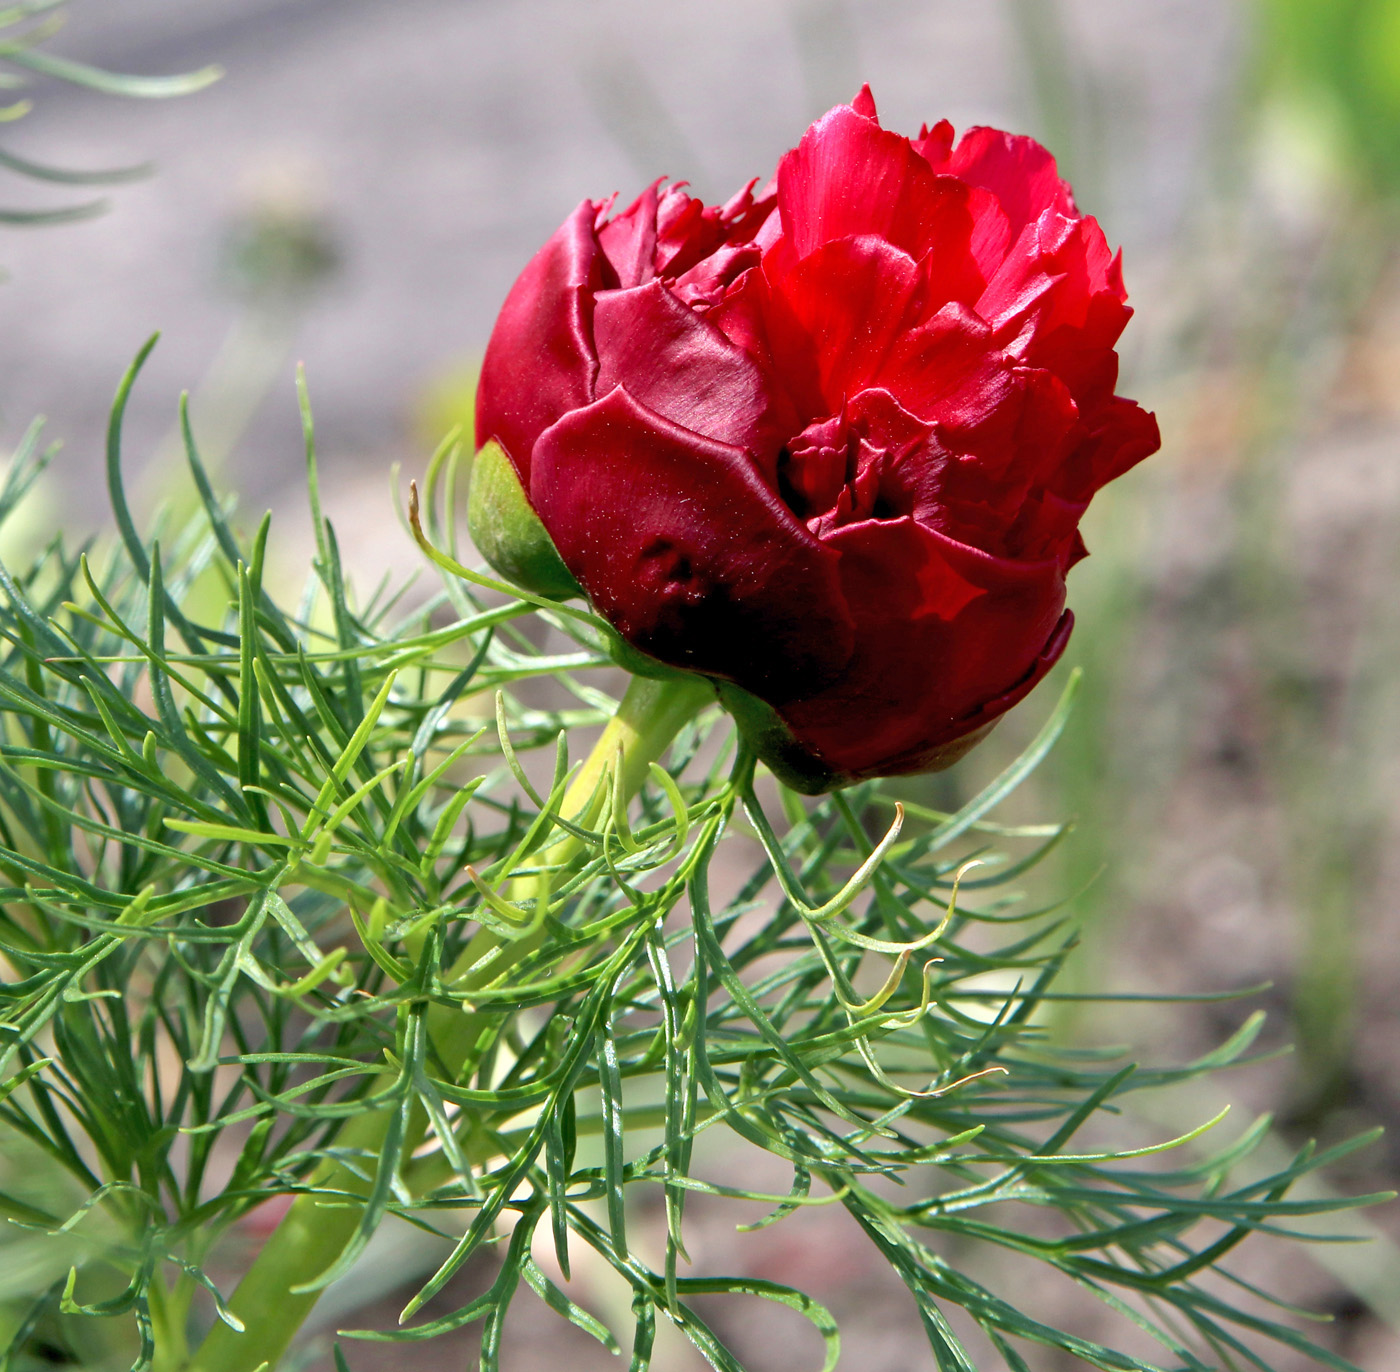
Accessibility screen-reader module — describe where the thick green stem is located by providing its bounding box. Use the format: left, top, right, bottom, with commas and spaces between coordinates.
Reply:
538, 672, 712, 862
148, 1271, 194, 1372
185, 673, 709, 1372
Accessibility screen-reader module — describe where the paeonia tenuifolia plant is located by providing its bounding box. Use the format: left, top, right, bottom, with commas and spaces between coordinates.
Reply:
0, 84, 1377, 1372
472, 86, 1159, 790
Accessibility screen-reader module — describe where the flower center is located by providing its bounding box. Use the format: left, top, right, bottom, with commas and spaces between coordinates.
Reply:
776, 410, 920, 536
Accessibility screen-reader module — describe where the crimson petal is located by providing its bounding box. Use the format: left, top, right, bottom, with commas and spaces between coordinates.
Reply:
762, 235, 923, 414
530, 386, 855, 701
936, 126, 1075, 240
597, 181, 662, 288
873, 302, 1016, 432
592, 279, 784, 470
780, 517, 1068, 777
476, 200, 608, 482
775, 102, 968, 264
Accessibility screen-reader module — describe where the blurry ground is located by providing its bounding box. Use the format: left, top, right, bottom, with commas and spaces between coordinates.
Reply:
6, 1, 1400, 1369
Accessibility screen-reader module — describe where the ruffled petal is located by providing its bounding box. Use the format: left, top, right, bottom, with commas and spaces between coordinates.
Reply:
775, 101, 977, 267
597, 179, 778, 296
1051, 393, 1161, 504
855, 611, 1071, 779
949, 185, 1012, 298
875, 367, 1080, 552
979, 214, 1128, 369
1005, 489, 1091, 568
597, 182, 661, 288
529, 385, 856, 701
706, 266, 807, 438
1017, 229, 1132, 410
975, 213, 1073, 339
871, 302, 1017, 431
476, 200, 608, 482
761, 235, 924, 415
931, 126, 1076, 240
911, 118, 955, 165
670, 241, 764, 307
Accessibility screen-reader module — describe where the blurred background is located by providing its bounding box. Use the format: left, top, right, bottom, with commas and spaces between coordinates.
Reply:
3, 0, 1400, 1367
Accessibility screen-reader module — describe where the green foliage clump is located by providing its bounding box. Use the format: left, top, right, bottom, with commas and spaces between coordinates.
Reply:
1257, 0, 1400, 197
0, 345, 1382, 1371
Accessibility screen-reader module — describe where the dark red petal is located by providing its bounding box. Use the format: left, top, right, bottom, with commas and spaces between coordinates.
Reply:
778, 518, 1067, 776
880, 367, 1080, 552
707, 266, 808, 439
529, 386, 855, 701
1053, 394, 1161, 503
669, 241, 764, 307
477, 200, 608, 482
655, 186, 719, 276
850, 610, 1072, 780
592, 279, 784, 473
1005, 489, 1091, 567
597, 181, 662, 288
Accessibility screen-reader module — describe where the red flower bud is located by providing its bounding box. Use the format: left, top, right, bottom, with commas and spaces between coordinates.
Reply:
474, 86, 1160, 792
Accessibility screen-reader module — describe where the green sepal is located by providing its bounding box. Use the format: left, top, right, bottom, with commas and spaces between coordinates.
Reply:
716, 681, 845, 796
467, 441, 584, 601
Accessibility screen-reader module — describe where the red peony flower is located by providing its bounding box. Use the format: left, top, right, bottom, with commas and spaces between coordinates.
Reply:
473, 86, 1160, 791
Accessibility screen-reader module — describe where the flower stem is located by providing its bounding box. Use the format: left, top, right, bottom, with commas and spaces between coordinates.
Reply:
148, 1271, 193, 1372
547, 671, 714, 857
184, 673, 710, 1372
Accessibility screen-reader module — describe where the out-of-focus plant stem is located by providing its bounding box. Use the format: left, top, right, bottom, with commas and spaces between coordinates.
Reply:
185, 673, 709, 1372
1226, 218, 1395, 1125
149, 1272, 194, 1372
1005, 0, 1102, 202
